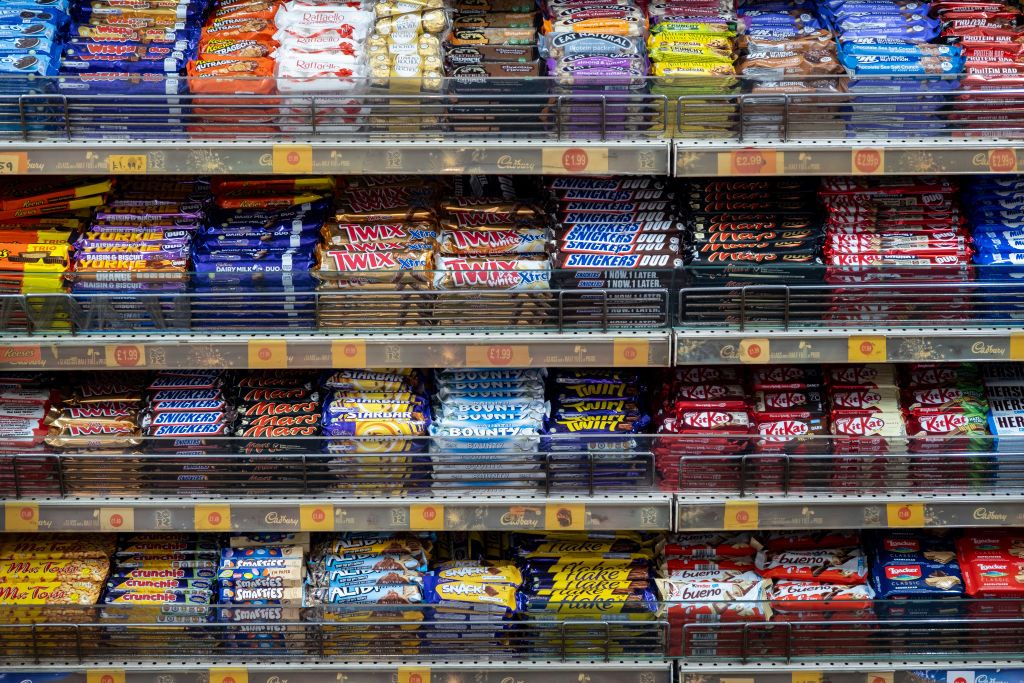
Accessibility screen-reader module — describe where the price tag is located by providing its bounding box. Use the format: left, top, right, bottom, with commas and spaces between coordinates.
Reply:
0, 345, 41, 365
886, 502, 925, 527
0, 152, 26, 174
248, 340, 287, 368
272, 145, 313, 174
465, 344, 532, 367
851, 148, 884, 174
848, 335, 886, 363
195, 504, 232, 531
107, 154, 148, 174
723, 500, 759, 530
105, 344, 145, 368
210, 669, 249, 683
719, 149, 778, 175
331, 339, 367, 368
542, 147, 608, 174
613, 338, 649, 366
87, 671, 125, 683
793, 672, 823, 683
867, 674, 895, 683
398, 668, 431, 683
1010, 332, 1024, 360
737, 338, 770, 363
545, 503, 586, 531
988, 148, 1018, 173
5, 503, 39, 532
300, 504, 334, 531
410, 504, 444, 531
100, 507, 134, 532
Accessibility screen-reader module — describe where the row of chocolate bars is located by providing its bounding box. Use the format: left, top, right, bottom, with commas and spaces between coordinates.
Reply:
2, 362, 1024, 496
3, 529, 1024, 638
5, 174, 1024, 331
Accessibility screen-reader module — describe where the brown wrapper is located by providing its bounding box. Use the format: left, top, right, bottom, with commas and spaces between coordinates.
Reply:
336, 209, 436, 223
323, 222, 439, 246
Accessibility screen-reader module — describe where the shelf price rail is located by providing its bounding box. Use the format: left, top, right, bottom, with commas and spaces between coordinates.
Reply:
0, 605, 668, 665
11, 601, 1024, 665
0, 282, 672, 335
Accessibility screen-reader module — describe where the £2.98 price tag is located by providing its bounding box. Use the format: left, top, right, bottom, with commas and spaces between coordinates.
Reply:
272, 145, 313, 174
209, 668, 249, 683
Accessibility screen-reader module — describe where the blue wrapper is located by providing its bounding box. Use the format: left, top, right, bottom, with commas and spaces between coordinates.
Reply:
324, 568, 425, 587
871, 561, 964, 598
9, 0, 69, 11
311, 583, 423, 604
201, 233, 320, 250
0, 23, 59, 40
57, 71, 185, 94
841, 53, 964, 74
103, 589, 212, 604
221, 546, 303, 561
840, 37, 959, 57
0, 36, 59, 59
74, 1, 203, 21
219, 584, 305, 604
0, 8, 68, 27
321, 553, 427, 572
62, 40, 190, 73
544, 415, 651, 434
0, 52, 56, 75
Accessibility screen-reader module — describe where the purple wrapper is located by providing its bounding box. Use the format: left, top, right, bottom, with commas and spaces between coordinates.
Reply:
57, 71, 187, 95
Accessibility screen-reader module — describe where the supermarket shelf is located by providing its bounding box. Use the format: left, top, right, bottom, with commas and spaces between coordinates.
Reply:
679, 663, 1024, 679
0, 494, 673, 533
0, 331, 670, 369
674, 328, 1022, 365
674, 139, 1024, 177
677, 494, 1024, 531
3, 662, 673, 683
0, 139, 670, 176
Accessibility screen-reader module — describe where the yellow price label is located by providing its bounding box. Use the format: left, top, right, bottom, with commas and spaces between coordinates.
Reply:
100, 507, 134, 532
723, 500, 759, 531
272, 145, 313, 174
738, 338, 770, 364
465, 344, 532, 367
300, 504, 334, 531
542, 147, 609, 174
210, 669, 249, 683
107, 154, 148, 174
105, 344, 146, 368
848, 335, 886, 363
1010, 332, 1024, 360
87, 671, 126, 683
331, 339, 367, 368
0, 345, 41, 365
410, 504, 444, 531
545, 503, 585, 531
613, 338, 650, 366
886, 502, 925, 527
5, 503, 39, 532
793, 673, 823, 683
398, 669, 431, 683
852, 148, 884, 175
0, 152, 27, 174
195, 504, 232, 531
248, 340, 287, 368
867, 674, 895, 683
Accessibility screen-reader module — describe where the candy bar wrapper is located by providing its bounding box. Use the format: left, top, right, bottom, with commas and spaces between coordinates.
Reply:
658, 577, 772, 622
768, 581, 875, 612
755, 547, 869, 585
310, 583, 423, 605
0, 582, 103, 605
